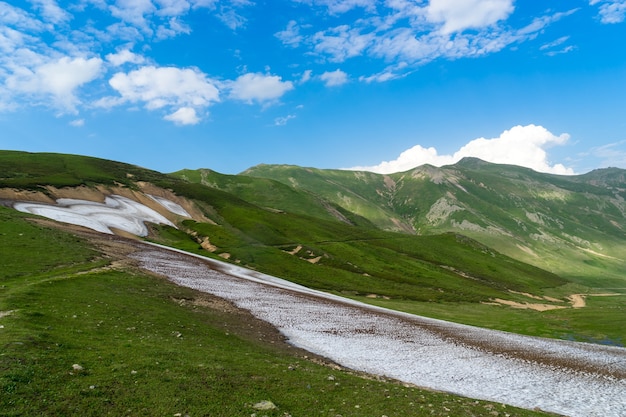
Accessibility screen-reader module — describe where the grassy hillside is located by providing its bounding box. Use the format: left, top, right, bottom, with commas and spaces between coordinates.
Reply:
0, 150, 165, 190
239, 164, 414, 231
242, 159, 626, 287
1, 150, 624, 345
0, 207, 551, 416
172, 167, 375, 228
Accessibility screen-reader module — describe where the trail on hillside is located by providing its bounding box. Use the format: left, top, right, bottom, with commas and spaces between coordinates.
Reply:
128, 241, 626, 417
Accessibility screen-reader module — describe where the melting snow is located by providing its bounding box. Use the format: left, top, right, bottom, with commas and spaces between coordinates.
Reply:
14, 195, 177, 236
132, 243, 626, 417
148, 195, 190, 217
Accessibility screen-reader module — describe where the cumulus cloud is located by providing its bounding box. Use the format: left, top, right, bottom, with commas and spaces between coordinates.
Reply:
106, 49, 146, 66
590, 0, 626, 23
5, 56, 103, 112
164, 106, 200, 125
320, 69, 348, 86
348, 125, 575, 175
426, 0, 515, 34
228, 72, 294, 104
102, 65, 219, 124
0, 0, 266, 122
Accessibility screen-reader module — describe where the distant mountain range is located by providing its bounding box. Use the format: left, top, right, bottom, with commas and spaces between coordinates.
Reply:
175, 157, 626, 287
2, 150, 625, 342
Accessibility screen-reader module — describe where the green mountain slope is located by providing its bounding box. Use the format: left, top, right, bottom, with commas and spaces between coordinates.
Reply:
172, 168, 375, 228
2, 207, 552, 417
242, 158, 626, 287
1, 150, 624, 344
1, 151, 565, 300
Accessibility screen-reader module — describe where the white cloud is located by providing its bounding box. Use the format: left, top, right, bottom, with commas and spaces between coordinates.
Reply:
6, 56, 103, 112
228, 72, 294, 104
426, 0, 514, 33
216, 9, 246, 30
274, 114, 296, 126
106, 49, 146, 66
215, 1, 253, 30
164, 106, 200, 125
540, 36, 569, 50
294, 0, 376, 15
104, 65, 219, 123
0, 2, 46, 31
156, 17, 191, 39
109, 0, 157, 33
320, 69, 348, 86
300, 69, 313, 83
190, 0, 218, 8
294, 1, 574, 81
312, 25, 375, 62
348, 125, 575, 175
591, 0, 626, 23
516, 9, 579, 37
70, 118, 85, 126
106, 0, 220, 38
30, 0, 72, 25
590, 140, 626, 167
154, 0, 191, 17
108, 65, 219, 107
539, 36, 575, 56
275, 20, 302, 47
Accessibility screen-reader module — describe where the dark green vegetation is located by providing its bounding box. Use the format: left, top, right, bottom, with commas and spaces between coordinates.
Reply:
0, 151, 161, 190
1, 150, 625, 346
0, 207, 551, 416
239, 160, 626, 287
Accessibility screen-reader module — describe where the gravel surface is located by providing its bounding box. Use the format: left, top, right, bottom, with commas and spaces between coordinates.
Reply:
131, 243, 626, 417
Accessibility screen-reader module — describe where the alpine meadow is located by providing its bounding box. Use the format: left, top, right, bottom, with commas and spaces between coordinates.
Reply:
1, 150, 625, 416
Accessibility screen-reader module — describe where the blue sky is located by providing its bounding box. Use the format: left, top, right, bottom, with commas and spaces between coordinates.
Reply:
1, 0, 625, 175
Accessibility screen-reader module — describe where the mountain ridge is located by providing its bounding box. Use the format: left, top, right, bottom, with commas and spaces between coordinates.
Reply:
237, 158, 626, 286
2, 149, 625, 344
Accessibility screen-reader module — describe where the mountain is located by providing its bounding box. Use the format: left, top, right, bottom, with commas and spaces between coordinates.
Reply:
239, 158, 626, 287
2, 150, 625, 344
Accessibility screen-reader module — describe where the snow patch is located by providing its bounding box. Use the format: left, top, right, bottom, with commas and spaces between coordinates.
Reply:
132, 244, 626, 417
14, 195, 175, 236
148, 195, 191, 217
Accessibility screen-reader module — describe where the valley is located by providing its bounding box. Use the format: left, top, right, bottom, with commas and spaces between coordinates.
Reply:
1, 150, 625, 416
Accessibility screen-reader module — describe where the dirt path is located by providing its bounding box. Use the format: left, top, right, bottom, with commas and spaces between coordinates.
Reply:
487, 291, 622, 311
128, 242, 626, 417
569, 294, 586, 308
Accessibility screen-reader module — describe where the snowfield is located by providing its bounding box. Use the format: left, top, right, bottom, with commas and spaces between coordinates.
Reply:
13, 195, 188, 236
131, 244, 626, 417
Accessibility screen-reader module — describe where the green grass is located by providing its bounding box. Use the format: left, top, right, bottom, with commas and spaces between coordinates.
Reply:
0, 209, 552, 416
353, 295, 625, 346
2, 150, 624, 348
242, 160, 626, 286
151, 216, 626, 346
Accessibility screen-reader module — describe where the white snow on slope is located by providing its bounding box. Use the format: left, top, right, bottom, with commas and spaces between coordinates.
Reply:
132, 244, 626, 417
148, 194, 190, 217
14, 195, 178, 236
